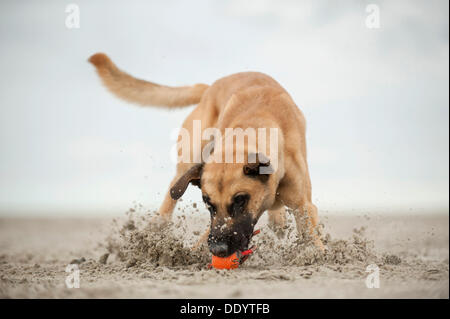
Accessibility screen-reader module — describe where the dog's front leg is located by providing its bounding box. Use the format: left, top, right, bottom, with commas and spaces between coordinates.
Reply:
192, 228, 210, 251
268, 206, 286, 238
277, 164, 325, 250
150, 176, 179, 228
158, 187, 178, 221
292, 201, 324, 251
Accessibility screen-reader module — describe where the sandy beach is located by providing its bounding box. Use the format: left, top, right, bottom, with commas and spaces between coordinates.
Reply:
0, 208, 448, 299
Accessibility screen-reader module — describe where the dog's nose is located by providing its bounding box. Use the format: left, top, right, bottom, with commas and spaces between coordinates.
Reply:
210, 243, 229, 257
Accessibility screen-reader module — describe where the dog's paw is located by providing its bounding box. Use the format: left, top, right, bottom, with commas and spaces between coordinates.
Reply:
314, 238, 325, 252
268, 223, 286, 239
146, 214, 171, 231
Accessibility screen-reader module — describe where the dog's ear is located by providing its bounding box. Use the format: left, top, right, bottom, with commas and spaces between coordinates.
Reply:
243, 153, 274, 182
170, 164, 203, 200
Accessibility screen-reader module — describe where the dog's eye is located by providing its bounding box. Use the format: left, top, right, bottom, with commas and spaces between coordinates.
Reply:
234, 194, 249, 206
202, 195, 216, 216
228, 193, 250, 217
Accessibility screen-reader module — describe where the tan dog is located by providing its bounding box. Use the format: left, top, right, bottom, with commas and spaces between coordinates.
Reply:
89, 53, 324, 256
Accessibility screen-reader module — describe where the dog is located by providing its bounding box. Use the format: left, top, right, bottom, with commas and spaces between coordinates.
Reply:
89, 53, 324, 257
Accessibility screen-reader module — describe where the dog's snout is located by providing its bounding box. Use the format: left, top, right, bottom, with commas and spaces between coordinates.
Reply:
209, 243, 229, 257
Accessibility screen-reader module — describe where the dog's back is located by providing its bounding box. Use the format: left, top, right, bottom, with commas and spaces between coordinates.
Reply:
89, 53, 287, 115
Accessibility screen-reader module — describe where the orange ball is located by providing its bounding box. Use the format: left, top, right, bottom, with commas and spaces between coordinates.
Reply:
210, 253, 240, 269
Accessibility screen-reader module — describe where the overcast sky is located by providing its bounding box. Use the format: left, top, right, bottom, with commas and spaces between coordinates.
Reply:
0, 0, 448, 216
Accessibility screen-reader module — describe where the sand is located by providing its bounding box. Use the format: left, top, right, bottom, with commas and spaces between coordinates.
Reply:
0, 207, 448, 298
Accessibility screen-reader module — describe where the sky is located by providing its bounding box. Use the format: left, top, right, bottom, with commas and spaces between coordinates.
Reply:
0, 0, 448, 216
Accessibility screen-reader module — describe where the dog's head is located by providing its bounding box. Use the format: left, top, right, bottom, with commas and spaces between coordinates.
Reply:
170, 153, 277, 257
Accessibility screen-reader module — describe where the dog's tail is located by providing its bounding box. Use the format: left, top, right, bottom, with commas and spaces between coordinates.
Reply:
88, 53, 209, 108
